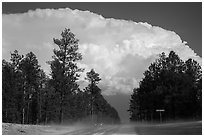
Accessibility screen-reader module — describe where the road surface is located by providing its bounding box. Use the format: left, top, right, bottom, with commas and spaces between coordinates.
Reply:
63, 124, 136, 135
2, 121, 202, 135
134, 121, 202, 135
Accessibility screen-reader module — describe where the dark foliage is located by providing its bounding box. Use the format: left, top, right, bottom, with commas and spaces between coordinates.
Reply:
48, 28, 83, 124
84, 69, 120, 124
128, 51, 202, 122
2, 28, 120, 125
2, 51, 43, 124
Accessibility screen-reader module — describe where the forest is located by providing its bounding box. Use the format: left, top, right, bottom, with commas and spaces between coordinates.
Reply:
129, 51, 202, 122
2, 28, 120, 125
2, 28, 202, 125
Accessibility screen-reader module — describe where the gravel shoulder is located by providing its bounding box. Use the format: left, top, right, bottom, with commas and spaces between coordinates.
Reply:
2, 123, 90, 135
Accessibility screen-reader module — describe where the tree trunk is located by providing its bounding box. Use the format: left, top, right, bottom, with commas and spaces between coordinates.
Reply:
27, 102, 30, 124
44, 106, 47, 125
22, 108, 25, 124
59, 44, 67, 124
59, 105, 63, 124
38, 89, 41, 124
151, 111, 153, 122
45, 114, 48, 125
22, 81, 26, 124
59, 93, 64, 124
5, 109, 8, 123
91, 95, 94, 123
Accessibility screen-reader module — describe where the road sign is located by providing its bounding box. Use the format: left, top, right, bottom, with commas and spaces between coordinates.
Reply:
156, 109, 165, 112
156, 109, 165, 123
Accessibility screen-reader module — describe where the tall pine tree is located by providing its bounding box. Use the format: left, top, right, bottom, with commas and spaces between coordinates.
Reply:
84, 69, 120, 124
19, 52, 41, 124
48, 28, 83, 124
85, 69, 101, 122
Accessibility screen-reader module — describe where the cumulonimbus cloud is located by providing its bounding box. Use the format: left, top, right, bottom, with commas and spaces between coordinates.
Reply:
2, 8, 202, 95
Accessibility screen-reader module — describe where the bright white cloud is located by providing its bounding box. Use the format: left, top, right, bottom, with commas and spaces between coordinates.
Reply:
2, 8, 202, 95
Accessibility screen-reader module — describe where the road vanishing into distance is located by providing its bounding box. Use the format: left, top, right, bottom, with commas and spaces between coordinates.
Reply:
2, 121, 202, 135
61, 124, 134, 135
63, 121, 202, 135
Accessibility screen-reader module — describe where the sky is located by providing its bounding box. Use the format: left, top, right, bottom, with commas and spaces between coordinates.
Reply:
2, 2, 202, 122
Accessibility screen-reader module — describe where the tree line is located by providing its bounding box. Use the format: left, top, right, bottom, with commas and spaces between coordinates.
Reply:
2, 28, 120, 124
129, 51, 202, 122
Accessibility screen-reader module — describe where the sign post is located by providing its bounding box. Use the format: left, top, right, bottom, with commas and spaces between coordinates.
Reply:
156, 109, 165, 123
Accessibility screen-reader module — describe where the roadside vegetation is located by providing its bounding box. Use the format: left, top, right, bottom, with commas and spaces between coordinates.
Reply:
2, 28, 120, 125
129, 51, 202, 122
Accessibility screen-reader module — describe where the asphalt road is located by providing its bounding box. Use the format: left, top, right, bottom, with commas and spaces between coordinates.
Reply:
134, 121, 202, 135
64, 121, 202, 135
2, 121, 202, 135
63, 124, 136, 135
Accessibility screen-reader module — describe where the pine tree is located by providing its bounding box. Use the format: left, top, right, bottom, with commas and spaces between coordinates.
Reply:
85, 69, 101, 122
84, 69, 120, 124
19, 52, 41, 124
2, 50, 24, 123
48, 28, 83, 124
36, 69, 47, 123
2, 59, 16, 123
